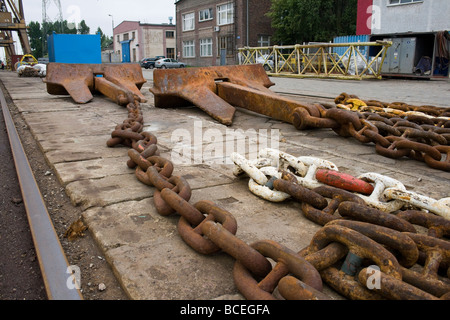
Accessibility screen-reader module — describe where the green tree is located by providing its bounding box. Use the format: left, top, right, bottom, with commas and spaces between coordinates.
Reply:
78, 20, 90, 34
28, 21, 43, 57
267, 0, 357, 45
96, 27, 113, 50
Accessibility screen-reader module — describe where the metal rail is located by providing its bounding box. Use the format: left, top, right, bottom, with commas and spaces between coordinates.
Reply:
0, 85, 83, 300
238, 41, 392, 80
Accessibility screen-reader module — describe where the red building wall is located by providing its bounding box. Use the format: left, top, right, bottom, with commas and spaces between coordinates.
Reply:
356, 0, 373, 35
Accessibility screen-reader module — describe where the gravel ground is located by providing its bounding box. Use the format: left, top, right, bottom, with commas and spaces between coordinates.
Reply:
0, 79, 128, 300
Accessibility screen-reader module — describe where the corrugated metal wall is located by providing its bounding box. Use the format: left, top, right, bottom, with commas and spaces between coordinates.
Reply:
333, 35, 370, 59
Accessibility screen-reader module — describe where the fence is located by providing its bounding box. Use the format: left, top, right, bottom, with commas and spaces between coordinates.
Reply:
238, 41, 392, 80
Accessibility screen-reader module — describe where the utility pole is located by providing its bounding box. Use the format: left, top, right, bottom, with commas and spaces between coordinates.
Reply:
42, 0, 63, 55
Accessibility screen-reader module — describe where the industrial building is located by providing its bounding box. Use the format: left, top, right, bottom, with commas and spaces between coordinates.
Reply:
357, 0, 450, 78
175, 0, 274, 67
112, 20, 176, 63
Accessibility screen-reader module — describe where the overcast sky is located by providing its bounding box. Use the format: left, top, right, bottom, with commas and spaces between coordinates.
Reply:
21, 0, 176, 37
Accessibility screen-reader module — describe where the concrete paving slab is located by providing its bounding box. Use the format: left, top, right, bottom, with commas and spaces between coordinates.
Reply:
65, 174, 151, 211
23, 110, 119, 140
54, 156, 133, 185
40, 134, 126, 164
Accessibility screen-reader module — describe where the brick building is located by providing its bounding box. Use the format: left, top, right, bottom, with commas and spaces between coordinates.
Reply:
175, 0, 274, 67
113, 20, 176, 63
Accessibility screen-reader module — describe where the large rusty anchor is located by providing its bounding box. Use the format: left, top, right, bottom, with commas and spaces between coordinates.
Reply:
150, 64, 318, 126
44, 63, 147, 105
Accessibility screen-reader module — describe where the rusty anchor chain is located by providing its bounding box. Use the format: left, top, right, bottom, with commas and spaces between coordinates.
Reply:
232, 149, 449, 299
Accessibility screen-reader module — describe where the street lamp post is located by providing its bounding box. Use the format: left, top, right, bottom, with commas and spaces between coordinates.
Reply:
108, 14, 114, 51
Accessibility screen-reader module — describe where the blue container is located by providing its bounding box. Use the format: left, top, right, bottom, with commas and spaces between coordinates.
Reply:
48, 33, 102, 64
333, 35, 370, 59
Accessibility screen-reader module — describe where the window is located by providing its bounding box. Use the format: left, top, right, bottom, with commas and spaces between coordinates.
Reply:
200, 38, 213, 57
199, 8, 213, 22
183, 40, 195, 58
166, 31, 175, 38
123, 33, 129, 41
258, 35, 271, 47
167, 48, 175, 59
218, 36, 234, 56
389, 0, 422, 4
182, 12, 195, 31
217, 3, 234, 25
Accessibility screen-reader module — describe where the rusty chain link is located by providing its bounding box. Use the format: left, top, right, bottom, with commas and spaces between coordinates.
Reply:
106, 92, 450, 300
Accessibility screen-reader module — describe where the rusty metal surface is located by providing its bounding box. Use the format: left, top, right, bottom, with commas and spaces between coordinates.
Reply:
278, 276, 331, 300
232, 240, 323, 300
150, 64, 277, 126
327, 220, 419, 268
307, 224, 402, 279
358, 267, 440, 300
217, 81, 317, 125
44, 63, 146, 104
338, 201, 417, 232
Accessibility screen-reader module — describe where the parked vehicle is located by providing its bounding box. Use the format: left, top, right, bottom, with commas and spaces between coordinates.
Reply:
155, 58, 186, 69
256, 54, 274, 71
142, 58, 157, 69
140, 58, 154, 67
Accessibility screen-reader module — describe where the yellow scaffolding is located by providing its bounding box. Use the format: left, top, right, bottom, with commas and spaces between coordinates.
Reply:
238, 41, 392, 80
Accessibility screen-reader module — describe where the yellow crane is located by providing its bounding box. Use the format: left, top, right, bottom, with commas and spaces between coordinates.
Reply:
0, 0, 32, 70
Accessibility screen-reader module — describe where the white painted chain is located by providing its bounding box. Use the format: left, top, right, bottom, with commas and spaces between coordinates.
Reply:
232, 149, 450, 219
384, 188, 450, 220
231, 152, 290, 202
258, 149, 339, 189
231, 153, 271, 185
356, 173, 407, 213
248, 166, 290, 202
295, 156, 339, 189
